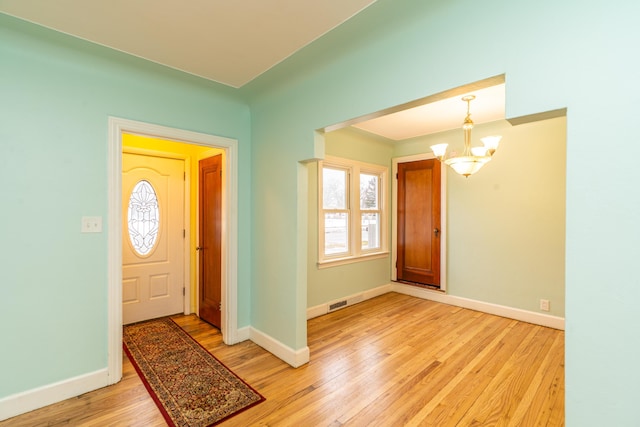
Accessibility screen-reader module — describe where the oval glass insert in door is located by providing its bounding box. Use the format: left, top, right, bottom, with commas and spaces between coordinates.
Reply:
127, 179, 160, 256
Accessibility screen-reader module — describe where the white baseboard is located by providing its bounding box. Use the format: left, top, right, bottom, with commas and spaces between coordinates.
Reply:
307, 304, 328, 320
249, 327, 309, 368
392, 283, 565, 330
307, 283, 393, 320
235, 326, 251, 343
226, 325, 308, 368
0, 368, 109, 422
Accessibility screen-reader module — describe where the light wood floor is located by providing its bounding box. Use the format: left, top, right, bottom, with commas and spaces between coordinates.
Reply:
2, 292, 564, 426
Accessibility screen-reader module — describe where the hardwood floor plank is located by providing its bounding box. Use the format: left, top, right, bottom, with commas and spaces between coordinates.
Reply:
508, 332, 565, 427
1, 293, 564, 426
533, 349, 566, 427
453, 326, 546, 426
341, 315, 505, 425
401, 318, 519, 427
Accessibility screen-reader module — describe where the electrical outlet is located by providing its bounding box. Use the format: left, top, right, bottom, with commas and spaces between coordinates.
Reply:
540, 299, 550, 312
81, 216, 103, 233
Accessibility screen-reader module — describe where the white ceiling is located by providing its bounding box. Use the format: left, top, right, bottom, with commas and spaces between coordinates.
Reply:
0, 0, 376, 88
0, 0, 506, 139
352, 84, 506, 141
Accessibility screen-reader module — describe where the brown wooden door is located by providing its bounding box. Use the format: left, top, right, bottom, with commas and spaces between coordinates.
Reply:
397, 159, 441, 287
198, 154, 222, 328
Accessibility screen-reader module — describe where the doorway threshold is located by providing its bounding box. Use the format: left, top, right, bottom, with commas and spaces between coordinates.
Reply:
394, 280, 444, 292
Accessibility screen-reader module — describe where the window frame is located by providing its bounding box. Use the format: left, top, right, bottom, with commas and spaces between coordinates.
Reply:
321, 164, 351, 257
318, 156, 388, 268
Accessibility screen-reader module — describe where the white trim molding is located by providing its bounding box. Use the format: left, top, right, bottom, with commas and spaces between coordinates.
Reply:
306, 283, 564, 330
392, 283, 565, 330
249, 328, 310, 368
307, 283, 393, 320
318, 155, 389, 266
0, 369, 108, 422
235, 326, 251, 342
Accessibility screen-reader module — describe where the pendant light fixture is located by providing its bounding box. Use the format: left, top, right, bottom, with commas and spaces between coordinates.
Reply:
430, 95, 501, 177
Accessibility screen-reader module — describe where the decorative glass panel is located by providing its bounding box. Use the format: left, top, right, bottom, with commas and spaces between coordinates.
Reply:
128, 180, 160, 256
360, 173, 378, 209
361, 213, 380, 250
323, 168, 347, 209
324, 213, 348, 255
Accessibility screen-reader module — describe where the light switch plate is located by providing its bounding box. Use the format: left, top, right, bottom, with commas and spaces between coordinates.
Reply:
81, 216, 103, 233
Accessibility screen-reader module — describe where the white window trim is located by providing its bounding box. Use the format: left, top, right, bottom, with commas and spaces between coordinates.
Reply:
318, 155, 388, 268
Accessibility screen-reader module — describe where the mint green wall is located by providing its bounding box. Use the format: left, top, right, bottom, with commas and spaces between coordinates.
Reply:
245, 0, 639, 424
324, 129, 394, 166
396, 118, 566, 317
0, 14, 252, 398
307, 129, 393, 307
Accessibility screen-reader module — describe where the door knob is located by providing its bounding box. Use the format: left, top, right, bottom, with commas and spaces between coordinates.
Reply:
434, 228, 440, 237
196, 246, 203, 251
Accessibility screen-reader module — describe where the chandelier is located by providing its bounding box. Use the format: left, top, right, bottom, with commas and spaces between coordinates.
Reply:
430, 95, 501, 177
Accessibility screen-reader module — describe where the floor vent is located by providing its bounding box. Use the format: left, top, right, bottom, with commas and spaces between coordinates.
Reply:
328, 300, 347, 312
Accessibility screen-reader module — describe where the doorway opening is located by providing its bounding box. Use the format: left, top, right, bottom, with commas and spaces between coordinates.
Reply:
121, 136, 225, 328
107, 117, 240, 385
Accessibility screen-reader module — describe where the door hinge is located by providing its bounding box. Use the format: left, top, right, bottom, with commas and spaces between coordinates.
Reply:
396, 173, 398, 179
183, 287, 186, 296
183, 229, 186, 238
218, 302, 222, 311
184, 171, 186, 180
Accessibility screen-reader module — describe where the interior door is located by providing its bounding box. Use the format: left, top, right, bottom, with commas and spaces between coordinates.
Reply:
122, 153, 185, 324
198, 154, 222, 328
397, 159, 441, 287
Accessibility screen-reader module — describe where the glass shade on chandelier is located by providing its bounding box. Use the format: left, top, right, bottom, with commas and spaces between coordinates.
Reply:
430, 95, 501, 177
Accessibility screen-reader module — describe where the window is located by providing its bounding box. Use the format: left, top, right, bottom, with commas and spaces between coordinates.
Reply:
127, 180, 160, 256
319, 156, 388, 266
322, 166, 349, 255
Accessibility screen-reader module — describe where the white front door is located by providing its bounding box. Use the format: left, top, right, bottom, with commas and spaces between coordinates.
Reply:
122, 152, 185, 325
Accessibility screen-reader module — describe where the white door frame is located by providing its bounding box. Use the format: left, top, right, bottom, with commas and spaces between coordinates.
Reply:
391, 153, 448, 291
107, 117, 240, 384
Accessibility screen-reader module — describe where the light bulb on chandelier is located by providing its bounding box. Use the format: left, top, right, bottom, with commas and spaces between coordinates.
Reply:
430, 95, 501, 177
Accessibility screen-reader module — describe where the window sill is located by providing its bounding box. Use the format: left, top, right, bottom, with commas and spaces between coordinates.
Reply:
317, 251, 389, 269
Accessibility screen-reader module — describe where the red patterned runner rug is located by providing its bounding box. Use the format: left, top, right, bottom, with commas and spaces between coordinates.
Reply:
123, 317, 265, 427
